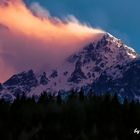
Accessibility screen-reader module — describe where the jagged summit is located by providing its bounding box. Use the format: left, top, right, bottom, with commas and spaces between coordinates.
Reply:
0, 33, 139, 101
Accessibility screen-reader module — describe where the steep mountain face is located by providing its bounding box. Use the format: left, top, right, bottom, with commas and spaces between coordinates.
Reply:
39, 72, 49, 85
0, 33, 139, 102
92, 58, 140, 100
0, 83, 3, 91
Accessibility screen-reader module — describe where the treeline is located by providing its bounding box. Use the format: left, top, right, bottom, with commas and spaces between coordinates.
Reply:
0, 90, 140, 140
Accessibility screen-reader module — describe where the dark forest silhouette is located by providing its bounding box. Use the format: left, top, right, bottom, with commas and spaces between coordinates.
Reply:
0, 90, 140, 140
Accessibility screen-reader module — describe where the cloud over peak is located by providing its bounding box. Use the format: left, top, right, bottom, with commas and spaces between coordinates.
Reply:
0, 0, 104, 82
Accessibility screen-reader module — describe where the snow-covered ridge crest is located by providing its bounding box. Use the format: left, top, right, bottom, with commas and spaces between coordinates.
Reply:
106, 33, 137, 58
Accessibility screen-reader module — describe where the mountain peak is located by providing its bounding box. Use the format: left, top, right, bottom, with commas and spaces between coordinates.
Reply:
0, 33, 140, 101
105, 33, 137, 58
3, 69, 38, 88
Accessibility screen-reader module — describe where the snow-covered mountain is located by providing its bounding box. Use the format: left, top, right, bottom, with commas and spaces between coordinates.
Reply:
0, 33, 139, 102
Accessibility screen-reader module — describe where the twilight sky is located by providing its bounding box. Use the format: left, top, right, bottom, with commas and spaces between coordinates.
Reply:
25, 0, 140, 53
0, 0, 139, 82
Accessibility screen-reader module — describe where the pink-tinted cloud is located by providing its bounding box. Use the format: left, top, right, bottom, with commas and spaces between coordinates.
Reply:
0, 0, 104, 82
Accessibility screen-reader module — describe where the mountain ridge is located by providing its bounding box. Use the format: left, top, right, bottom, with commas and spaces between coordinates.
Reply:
0, 33, 139, 102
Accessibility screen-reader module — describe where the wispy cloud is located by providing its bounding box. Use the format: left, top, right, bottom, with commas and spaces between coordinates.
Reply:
0, 0, 104, 82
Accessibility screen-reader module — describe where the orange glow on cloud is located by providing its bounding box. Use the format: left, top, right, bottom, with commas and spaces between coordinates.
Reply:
0, 0, 104, 82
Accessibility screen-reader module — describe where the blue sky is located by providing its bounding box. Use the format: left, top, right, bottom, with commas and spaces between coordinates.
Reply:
25, 0, 140, 53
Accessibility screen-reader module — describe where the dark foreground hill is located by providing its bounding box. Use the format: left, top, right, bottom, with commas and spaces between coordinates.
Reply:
0, 90, 140, 140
